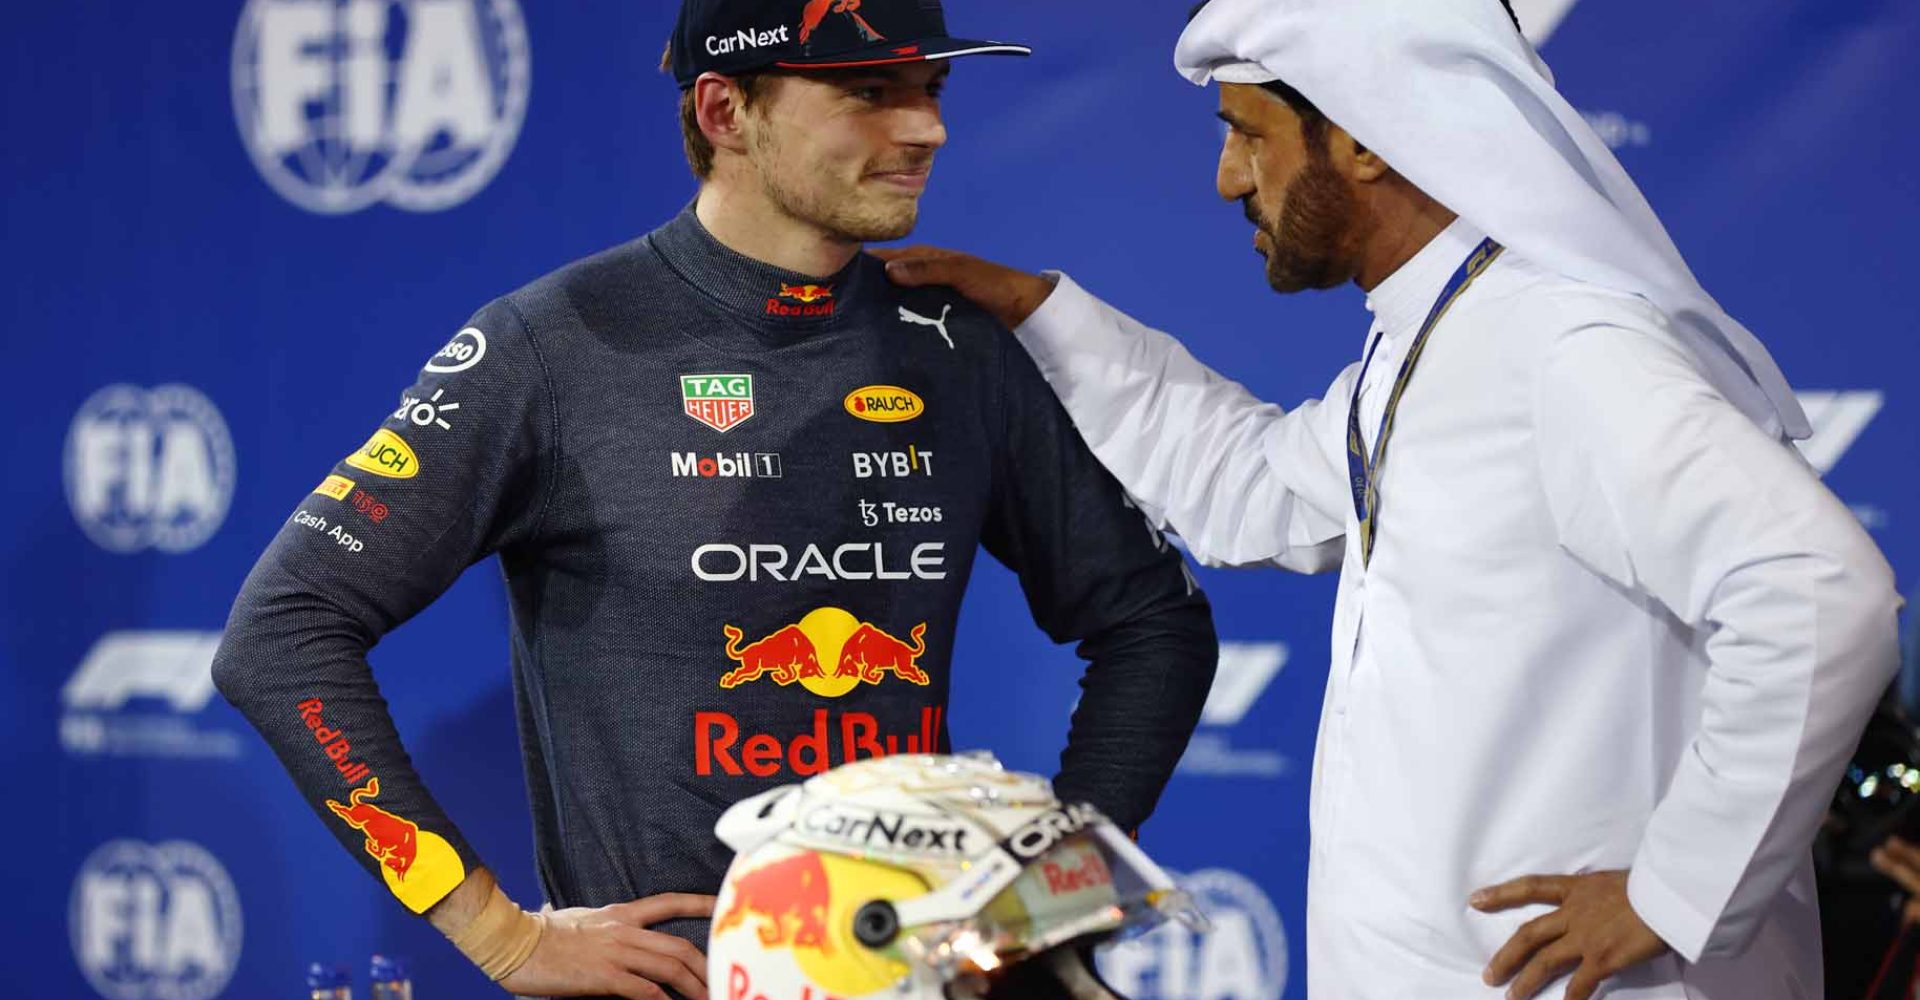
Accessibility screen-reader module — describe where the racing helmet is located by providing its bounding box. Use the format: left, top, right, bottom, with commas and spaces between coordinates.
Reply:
709, 752, 1204, 1000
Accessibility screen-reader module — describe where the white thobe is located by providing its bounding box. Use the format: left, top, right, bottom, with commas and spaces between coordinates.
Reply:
1015, 220, 1900, 998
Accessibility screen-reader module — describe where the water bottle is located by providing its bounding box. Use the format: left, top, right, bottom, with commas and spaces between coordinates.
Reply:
369, 955, 413, 1000
306, 962, 352, 1000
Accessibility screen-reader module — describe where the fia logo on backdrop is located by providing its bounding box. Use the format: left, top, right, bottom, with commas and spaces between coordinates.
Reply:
1099, 868, 1289, 1000
70, 841, 243, 1000
65, 385, 236, 555
232, 0, 531, 214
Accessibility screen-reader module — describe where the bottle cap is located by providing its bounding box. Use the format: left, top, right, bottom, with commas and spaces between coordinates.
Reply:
370, 954, 410, 984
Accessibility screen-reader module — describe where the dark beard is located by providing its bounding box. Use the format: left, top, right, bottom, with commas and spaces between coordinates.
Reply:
1250, 150, 1355, 293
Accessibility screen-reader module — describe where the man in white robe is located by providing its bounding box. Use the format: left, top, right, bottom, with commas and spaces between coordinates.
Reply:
879, 0, 1902, 996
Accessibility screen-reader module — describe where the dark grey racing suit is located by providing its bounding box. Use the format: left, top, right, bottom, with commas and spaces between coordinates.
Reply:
212, 207, 1217, 960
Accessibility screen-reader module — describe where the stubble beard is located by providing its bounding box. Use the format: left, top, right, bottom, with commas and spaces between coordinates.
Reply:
1253, 151, 1357, 294
749, 128, 924, 244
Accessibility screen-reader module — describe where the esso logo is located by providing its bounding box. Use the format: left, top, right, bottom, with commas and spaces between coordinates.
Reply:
1098, 868, 1288, 1000
424, 327, 487, 373
64, 385, 237, 555
70, 840, 243, 1000
232, 0, 531, 214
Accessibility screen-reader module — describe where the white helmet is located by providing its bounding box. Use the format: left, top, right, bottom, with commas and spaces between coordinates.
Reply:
708, 752, 1203, 1000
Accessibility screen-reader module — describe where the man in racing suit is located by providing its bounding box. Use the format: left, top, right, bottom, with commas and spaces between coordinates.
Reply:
211, 3, 1217, 998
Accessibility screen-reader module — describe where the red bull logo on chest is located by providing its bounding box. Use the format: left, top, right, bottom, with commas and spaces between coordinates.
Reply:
721, 607, 928, 697
699, 609, 942, 779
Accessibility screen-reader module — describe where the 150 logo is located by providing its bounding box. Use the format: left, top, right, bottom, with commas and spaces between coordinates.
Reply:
232, 0, 531, 214
70, 840, 243, 1000
65, 385, 236, 555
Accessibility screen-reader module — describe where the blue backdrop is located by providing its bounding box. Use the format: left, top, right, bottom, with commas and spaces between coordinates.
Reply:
8, 1, 1915, 997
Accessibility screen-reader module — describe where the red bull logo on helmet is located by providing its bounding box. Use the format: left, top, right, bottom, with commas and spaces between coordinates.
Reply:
716, 847, 924, 998
717, 853, 833, 952
722, 608, 928, 698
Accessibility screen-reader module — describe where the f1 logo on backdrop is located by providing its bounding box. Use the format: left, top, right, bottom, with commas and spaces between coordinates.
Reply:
61, 632, 242, 760
1099, 868, 1289, 1000
232, 0, 532, 214
1794, 390, 1884, 475
1178, 643, 1290, 778
70, 840, 243, 1000
65, 385, 236, 555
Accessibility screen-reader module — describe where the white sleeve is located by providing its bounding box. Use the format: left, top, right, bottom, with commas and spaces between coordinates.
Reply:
1013, 272, 1351, 572
1532, 318, 1901, 962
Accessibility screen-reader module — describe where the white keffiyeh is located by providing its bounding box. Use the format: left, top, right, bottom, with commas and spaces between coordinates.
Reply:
1176, 0, 1808, 438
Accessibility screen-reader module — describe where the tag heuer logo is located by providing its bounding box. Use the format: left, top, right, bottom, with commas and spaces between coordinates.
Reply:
682, 374, 755, 433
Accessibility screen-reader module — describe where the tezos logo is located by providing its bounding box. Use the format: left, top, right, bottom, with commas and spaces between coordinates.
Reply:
232, 0, 531, 214
65, 385, 236, 555
70, 840, 243, 1000
1099, 868, 1288, 1000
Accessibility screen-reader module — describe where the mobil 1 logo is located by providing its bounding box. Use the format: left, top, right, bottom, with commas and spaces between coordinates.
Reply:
672, 452, 782, 479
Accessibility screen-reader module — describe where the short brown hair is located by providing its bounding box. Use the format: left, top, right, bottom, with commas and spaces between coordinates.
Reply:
664, 43, 779, 179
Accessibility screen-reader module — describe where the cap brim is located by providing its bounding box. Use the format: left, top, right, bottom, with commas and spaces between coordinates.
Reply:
775, 38, 1031, 71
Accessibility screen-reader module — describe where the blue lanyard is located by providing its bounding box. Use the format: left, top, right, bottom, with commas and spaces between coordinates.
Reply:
1346, 237, 1504, 565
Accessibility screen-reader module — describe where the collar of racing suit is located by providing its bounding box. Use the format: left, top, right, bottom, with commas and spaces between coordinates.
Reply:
649, 202, 872, 338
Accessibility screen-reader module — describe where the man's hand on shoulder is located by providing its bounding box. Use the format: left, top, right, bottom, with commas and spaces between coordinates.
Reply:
1471, 869, 1669, 1000
499, 894, 715, 1000
875, 246, 1058, 330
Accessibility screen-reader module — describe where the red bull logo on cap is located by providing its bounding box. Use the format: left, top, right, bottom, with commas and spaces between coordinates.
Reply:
722, 608, 928, 698
798, 0, 885, 45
